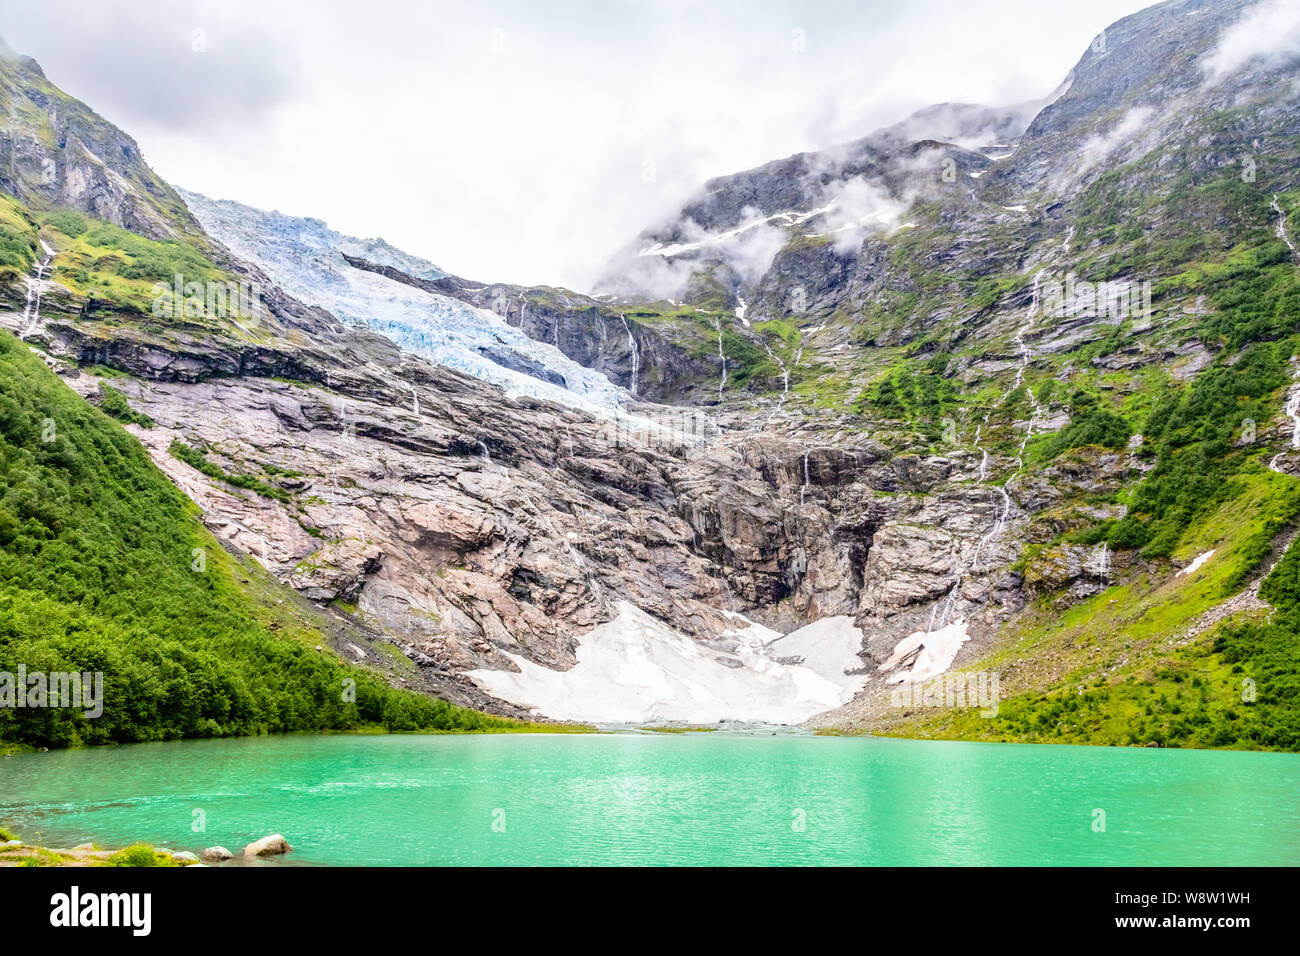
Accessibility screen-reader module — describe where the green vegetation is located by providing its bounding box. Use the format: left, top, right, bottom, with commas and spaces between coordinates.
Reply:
168, 438, 290, 503
1109, 342, 1287, 558
16, 847, 76, 867
96, 384, 154, 428
861, 357, 959, 438
0, 195, 38, 280
638, 725, 718, 734
106, 844, 178, 868
29, 205, 269, 345
1042, 389, 1132, 459
0, 330, 523, 749
42, 210, 88, 239
719, 327, 770, 388
882, 471, 1300, 750
43, 213, 221, 316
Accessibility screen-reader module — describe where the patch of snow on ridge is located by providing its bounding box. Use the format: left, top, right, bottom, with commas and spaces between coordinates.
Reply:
880, 619, 971, 685
637, 204, 836, 258
465, 601, 867, 724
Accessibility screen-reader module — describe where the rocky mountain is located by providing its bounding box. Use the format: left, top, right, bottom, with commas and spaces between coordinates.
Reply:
2, 0, 1300, 749
0, 38, 201, 243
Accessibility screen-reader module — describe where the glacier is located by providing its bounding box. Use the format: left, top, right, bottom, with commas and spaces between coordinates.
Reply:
178, 189, 627, 411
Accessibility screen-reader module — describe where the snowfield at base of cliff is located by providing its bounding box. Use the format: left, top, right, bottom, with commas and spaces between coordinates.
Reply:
467, 602, 868, 724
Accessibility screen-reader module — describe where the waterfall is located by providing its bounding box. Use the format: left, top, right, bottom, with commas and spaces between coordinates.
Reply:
1011, 271, 1046, 466
1093, 542, 1110, 584
760, 336, 790, 397
20, 241, 54, 341
477, 441, 491, 464
800, 449, 811, 505
1267, 204, 1300, 471
929, 268, 1046, 632
757, 333, 793, 429
1273, 194, 1296, 258
720, 576, 736, 612
712, 316, 727, 402
619, 314, 640, 399
1268, 378, 1300, 472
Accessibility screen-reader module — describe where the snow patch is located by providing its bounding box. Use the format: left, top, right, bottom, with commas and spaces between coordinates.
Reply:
638, 205, 835, 259
1176, 550, 1216, 578
465, 601, 867, 724
880, 619, 971, 685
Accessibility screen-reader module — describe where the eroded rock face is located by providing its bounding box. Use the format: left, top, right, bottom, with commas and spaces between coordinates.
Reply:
0, 277, 1130, 725
15, 319, 1139, 726
11, 1, 1264, 729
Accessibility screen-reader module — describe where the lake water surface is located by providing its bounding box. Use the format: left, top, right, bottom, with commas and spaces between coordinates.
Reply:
1, 733, 1296, 865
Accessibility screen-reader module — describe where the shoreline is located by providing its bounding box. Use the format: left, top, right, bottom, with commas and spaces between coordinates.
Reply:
0, 837, 200, 869
0, 720, 596, 758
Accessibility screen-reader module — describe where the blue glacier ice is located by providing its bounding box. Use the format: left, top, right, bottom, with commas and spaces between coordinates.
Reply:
178, 189, 626, 411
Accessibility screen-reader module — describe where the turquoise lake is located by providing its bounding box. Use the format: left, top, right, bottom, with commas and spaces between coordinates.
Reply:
1, 733, 1297, 866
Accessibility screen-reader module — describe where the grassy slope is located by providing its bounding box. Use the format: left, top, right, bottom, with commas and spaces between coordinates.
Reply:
869, 470, 1300, 750
0, 329, 530, 750
0, 194, 39, 281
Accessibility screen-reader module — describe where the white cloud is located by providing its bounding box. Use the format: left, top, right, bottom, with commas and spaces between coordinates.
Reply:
1202, 0, 1300, 84
2, 0, 1153, 290
819, 178, 908, 254
1075, 105, 1156, 176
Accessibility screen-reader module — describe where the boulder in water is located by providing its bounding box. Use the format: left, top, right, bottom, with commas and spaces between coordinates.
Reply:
243, 834, 291, 857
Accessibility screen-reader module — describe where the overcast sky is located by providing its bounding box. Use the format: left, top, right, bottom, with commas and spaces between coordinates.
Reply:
2, 0, 1154, 289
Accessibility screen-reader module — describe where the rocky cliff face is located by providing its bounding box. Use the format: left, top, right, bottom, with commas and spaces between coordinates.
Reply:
353, 261, 729, 406
4, 271, 1143, 725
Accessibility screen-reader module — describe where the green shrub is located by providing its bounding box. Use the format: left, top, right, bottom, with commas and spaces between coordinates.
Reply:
168, 439, 288, 502
96, 384, 153, 428
1044, 391, 1131, 458
43, 211, 88, 238
106, 844, 175, 867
